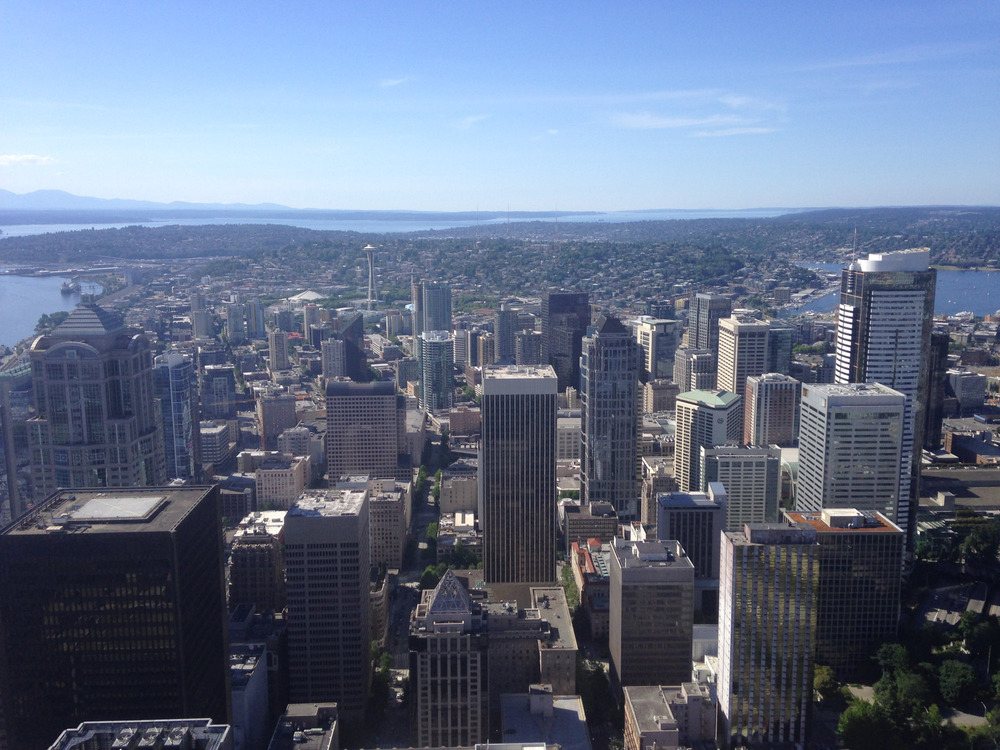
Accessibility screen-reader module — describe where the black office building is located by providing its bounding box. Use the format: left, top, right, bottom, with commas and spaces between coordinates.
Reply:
0, 486, 230, 750
541, 291, 591, 391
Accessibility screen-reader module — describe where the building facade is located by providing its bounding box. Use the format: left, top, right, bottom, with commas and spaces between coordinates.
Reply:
229, 510, 287, 613
541, 291, 591, 391
0, 486, 230, 750
418, 330, 455, 413
634, 318, 680, 382
325, 379, 404, 482
480, 365, 557, 583
719, 523, 818, 749
743, 373, 801, 447
27, 305, 167, 499
674, 390, 742, 492
834, 248, 936, 540
690, 293, 731, 356
673, 348, 717, 392
717, 314, 770, 402
154, 351, 201, 482
785, 509, 903, 680
284, 489, 370, 720
609, 538, 695, 690
580, 315, 641, 515
701, 445, 781, 531
796, 383, 906, 519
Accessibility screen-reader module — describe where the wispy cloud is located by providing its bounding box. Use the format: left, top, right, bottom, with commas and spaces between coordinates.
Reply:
0, 154, 56, 166
547, 129, 559, 135
692, 127, 777, 138
719, 94, 785, 112
379, 77, 410, 88
456, 114, 490, 130
800, 40, 988, 71
611, 112, 746, 130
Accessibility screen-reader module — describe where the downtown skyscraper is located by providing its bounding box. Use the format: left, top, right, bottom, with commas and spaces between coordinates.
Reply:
541, 291, 591, 391
0, 486, 230, 750
153, 352, 200, 482
480, 365, 557, 583
27, 304, 166, 499
834, 248, 936, 539
580, 315, 640, 516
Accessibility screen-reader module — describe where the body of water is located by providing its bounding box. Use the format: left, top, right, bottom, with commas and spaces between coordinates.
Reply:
0, 208, 797, 239
0, 275, 102, 348
788, 263, 1000, 317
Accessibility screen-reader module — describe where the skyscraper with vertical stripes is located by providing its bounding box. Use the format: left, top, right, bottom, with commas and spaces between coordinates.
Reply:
480, 365, 557, 583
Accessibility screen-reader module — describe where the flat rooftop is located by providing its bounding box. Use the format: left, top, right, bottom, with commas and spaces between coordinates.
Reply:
290, 489, 366, 517
501, 693, 591, 750
786, 510, 902, 534
3, 486, 216, 537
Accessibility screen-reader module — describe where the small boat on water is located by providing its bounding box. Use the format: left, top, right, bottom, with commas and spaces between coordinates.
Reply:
60, 281, 81, 295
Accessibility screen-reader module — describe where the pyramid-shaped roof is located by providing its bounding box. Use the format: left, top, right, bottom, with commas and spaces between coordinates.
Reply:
53, 304, 126, 338
427, 569, 472, 615
595, 314, 628, 335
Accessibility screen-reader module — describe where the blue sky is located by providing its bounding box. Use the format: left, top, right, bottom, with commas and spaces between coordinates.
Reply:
1, 2, 997, 210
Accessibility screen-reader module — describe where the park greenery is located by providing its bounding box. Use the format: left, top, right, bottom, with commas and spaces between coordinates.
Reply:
833, 619, 1000, 750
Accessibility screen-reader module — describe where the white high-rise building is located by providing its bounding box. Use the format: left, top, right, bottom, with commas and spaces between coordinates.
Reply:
154, 352, 200, 482
480, 365, 557, 584
834, 248, 936, 539
701, 445, 780, 531
717, 314, 769, 401
321, 338, 346, 379
418, 330, 455, 413
633, 317, 680, 381
674, 390, 742, 493
796, 383, 906, 518
673, 348, 716, 392
744, 373, 801, 447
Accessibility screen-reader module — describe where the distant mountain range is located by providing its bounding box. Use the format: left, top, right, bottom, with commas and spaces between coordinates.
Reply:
0, 189, 293, 212
0, 189, 594, 220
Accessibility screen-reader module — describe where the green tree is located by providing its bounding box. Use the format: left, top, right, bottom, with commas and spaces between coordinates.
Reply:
419, 564, 446, 590
938, 660, 975, 705
560, 563, 580, 610
837, 700, 895, 750
814, 664, 839, 703
961, 520, 1000, 566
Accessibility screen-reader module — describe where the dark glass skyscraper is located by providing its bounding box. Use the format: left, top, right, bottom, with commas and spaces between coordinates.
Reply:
480, 365, 557, 583
580, 315, 640, 516
0, 486, 231, 750
541, 291, 590, 391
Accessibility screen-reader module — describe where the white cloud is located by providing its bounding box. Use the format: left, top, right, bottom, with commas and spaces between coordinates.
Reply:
611, 112, 745, 130
547, 129, 559, 135
692, 127, 777, 138
456, 114, 490, 129
800, 40, 987, 71
379, 77, 409, 88
0, 154, 56, 166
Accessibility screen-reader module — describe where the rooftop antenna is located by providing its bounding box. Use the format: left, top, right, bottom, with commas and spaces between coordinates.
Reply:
852, 226, 858, 262
506, 203, 510, 237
